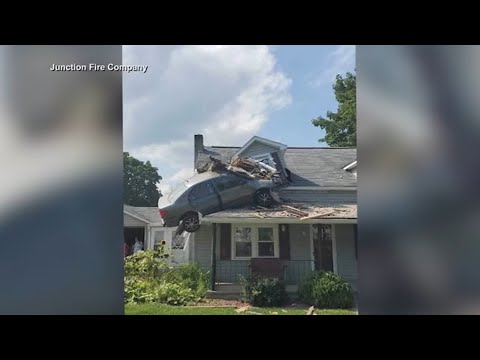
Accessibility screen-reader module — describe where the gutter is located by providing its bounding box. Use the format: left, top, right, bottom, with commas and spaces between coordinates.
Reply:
201, 217, 357, 225
282, 186, 357, 191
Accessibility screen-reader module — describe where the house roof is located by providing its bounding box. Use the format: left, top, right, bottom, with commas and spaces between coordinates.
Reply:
197, 146, 357, 187
232, 136, 287, 159
124, 205, 161, 224
202, 203, 357, 223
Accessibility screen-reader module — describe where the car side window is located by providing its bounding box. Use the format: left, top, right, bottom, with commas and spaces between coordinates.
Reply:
213, 176, 247, 192
189, 181, 215, 201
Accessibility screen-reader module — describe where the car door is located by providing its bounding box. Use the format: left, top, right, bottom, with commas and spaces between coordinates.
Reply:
188, 180, 221, 216
211, 175, 251, 209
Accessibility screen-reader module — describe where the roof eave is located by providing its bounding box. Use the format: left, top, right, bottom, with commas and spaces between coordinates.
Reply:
201, 217, 357, 224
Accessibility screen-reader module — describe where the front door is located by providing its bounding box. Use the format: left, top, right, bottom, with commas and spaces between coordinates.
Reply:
152, 227, 190, 266
312, 224, 333, 272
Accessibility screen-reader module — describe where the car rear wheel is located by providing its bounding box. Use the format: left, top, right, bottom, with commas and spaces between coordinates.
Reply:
254, 189, 273, 208
181, 213, 200, 233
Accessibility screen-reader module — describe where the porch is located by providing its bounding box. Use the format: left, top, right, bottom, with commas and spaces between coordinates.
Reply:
192, 213, 358, 295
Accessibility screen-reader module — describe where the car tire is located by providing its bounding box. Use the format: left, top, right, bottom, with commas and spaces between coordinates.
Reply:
254, 189, 273, 208
181, 213, 200, 233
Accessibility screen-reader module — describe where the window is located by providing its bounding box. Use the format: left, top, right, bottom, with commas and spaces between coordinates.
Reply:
312, 225, 333, 272
250, 153, 276, 168
258, 227, 275, 256
232, 224, 278, 259
234, 227, 252, 258
189, 181, 215, 201
212, 176, 247, 192
172, 232, 188, 249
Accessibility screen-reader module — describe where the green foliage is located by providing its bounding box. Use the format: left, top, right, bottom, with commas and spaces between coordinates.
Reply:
161, 263, 210, 297
124, 152, 162, 207
124, 247, 170, 280
124, 249, 209, 306
240, 275, 288, 307
298, 271, 354, 309
312, 71, 356, 147
154, 282, 201, 306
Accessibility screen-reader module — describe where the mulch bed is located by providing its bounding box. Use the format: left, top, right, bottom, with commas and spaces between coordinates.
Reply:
193, 298, 310, 309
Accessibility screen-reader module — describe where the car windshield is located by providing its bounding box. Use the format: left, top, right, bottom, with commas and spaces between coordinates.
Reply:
168, 182, 188, 201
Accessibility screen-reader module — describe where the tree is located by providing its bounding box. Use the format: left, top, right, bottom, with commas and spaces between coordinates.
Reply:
312, 71, 356, 147
124, 152, 162, 206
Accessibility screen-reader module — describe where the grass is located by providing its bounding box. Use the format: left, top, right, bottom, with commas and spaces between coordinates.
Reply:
125, 303, 357, 315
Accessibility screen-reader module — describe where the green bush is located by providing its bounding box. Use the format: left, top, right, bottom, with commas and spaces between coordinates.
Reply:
240, 275, 288, 307
160, 263, 209, 297
298, 271, 354, 309
124, 249, 209, 305
124, 248, 170, 280
154, 282, 200, 306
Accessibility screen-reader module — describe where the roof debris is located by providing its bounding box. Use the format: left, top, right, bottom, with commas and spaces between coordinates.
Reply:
197, 153, 288, 185
203, 203, 357, 220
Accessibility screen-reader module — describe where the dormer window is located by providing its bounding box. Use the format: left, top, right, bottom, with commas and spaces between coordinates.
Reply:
249, 153, 276, 168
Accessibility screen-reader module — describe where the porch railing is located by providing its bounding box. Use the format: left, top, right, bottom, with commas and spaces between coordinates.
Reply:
215, 260, 315, 285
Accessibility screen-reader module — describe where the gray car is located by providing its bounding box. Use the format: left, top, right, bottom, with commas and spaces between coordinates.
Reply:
158, 171, 276, 232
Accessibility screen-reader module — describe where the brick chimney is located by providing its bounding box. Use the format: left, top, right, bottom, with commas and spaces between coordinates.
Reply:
194, 134, 204, 170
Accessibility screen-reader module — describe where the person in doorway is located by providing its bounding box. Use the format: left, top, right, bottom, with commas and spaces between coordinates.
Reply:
124, 242, 131, 258
133, 237, 143, 254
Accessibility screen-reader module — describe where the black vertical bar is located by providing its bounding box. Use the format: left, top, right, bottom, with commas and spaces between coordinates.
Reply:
211, 223, 217, 291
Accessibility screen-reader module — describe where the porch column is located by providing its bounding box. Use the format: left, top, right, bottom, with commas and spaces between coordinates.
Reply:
211, 223, 217, 291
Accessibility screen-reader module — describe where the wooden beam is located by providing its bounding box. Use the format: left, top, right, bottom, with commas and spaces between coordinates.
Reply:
211, 223, 217, 291
300, 211, 336, 220
281, 205, 309, 217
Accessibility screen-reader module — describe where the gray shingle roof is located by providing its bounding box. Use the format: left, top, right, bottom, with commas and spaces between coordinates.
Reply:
124, 205, 161, 223
197, 146, 356, 187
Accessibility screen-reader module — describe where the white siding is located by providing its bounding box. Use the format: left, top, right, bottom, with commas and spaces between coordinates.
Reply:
240, 141, 279, 158
279, 189, 357, 204
193, 224, 212, 269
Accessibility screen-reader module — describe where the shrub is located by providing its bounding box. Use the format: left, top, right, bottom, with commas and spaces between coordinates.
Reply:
298, 271, 354, 309
124, 248, 170, 280
160, 263, 209, 297
154, 282, 200, 306
124, 279, 199, 305
124, 248, 209, 305
240, 275, 288, 307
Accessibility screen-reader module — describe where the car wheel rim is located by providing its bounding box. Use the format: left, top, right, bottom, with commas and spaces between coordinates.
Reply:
184, 217, 199, 231
258, 193, 271, 205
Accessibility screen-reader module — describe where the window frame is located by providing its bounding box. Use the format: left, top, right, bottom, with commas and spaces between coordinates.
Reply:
231, 224, 279, 260
211, 175, 247, 193
188, 180, 216, 202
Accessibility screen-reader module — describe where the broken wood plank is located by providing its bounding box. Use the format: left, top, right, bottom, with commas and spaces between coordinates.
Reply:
255, 213, 266, 218
281, 205, 309, 217
300, 211, 336, 220
306, 306, 316, 315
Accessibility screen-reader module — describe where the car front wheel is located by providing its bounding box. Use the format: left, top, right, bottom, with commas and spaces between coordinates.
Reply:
181, 213, 200, 233
254, 189, 273, 208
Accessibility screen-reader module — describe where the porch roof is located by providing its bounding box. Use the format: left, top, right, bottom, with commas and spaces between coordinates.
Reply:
201, 203, 357, 224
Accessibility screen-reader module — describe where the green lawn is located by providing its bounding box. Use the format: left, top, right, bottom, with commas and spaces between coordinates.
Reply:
125, 303, 357, 315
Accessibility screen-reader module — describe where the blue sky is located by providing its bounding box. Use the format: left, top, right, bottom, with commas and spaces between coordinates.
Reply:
260, 45, 355, 147
123, 45, 355, 194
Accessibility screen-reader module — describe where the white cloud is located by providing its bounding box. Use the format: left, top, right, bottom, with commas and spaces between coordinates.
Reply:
311, 45, 356, 88
123, 45, 292, 195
